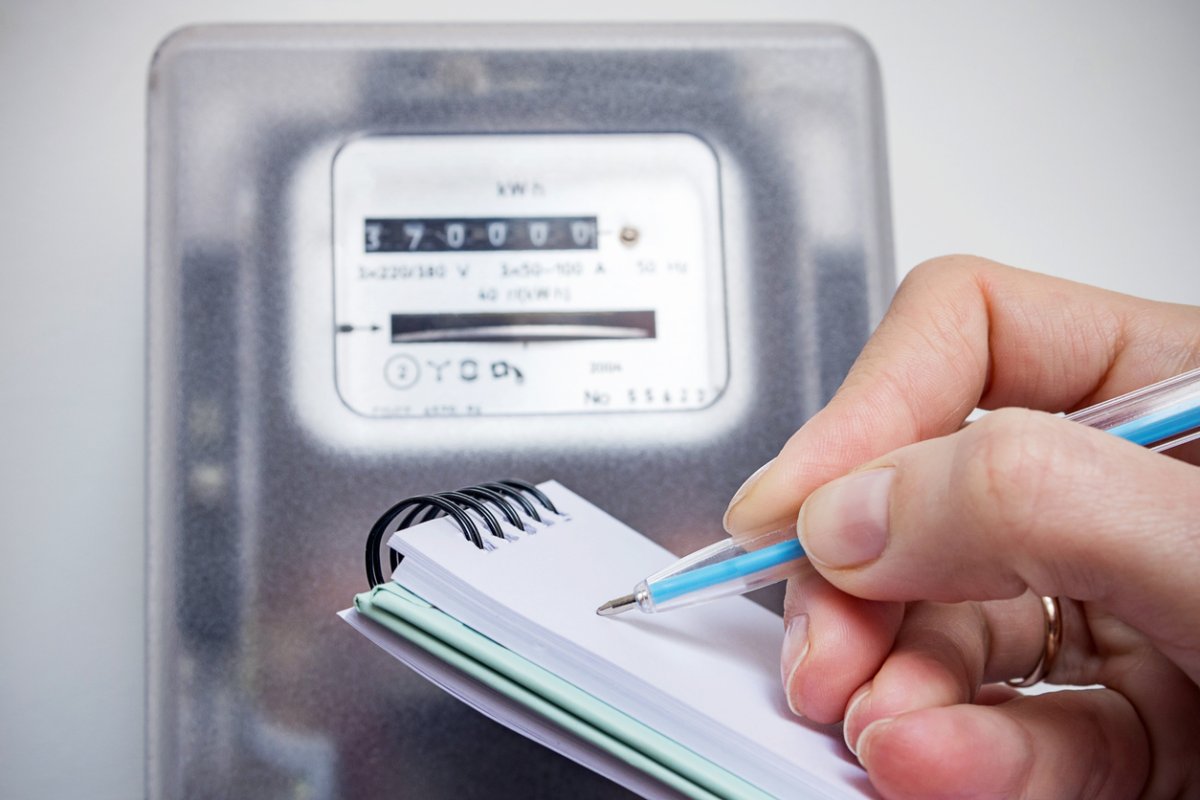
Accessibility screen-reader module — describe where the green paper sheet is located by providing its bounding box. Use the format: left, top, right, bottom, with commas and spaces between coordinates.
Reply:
354, 583, 774, 800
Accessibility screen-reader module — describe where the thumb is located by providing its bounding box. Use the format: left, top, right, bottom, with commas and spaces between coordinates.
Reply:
795, 407, 1200, 681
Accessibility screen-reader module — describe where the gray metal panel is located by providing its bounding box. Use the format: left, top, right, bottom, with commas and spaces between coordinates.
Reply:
147, 24, 893, 799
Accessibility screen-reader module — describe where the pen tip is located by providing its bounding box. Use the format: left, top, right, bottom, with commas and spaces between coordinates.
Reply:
596, 593, 637, 617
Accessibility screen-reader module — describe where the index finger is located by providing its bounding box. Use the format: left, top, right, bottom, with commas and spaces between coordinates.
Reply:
724, 255, 1200, 537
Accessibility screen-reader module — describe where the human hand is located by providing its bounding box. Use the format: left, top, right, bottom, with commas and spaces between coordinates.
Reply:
724, 257, 1200, 798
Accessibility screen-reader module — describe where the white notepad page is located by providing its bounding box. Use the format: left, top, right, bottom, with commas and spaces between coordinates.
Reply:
390, 481, 874, 799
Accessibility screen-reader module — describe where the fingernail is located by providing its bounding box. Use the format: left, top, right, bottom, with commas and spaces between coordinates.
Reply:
799, 467, 894, 568
842, 685, 871, 756
780, 613, 810, 715
855, 716, 894, 769
723, 458, 774, 531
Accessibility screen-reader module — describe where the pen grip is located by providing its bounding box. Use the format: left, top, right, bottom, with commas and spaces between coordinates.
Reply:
645, 535, 805, 612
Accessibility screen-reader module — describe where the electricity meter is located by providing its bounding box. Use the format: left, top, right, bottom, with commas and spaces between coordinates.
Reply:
148, 23, 893, 800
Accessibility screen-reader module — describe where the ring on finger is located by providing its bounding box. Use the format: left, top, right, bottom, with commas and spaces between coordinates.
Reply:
1005, 595, 1063, 688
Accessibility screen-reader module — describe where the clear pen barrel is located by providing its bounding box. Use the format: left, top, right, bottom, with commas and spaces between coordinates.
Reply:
1067, 365, 1200, 451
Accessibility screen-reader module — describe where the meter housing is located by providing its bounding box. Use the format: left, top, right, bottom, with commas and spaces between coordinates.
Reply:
148, 24, 893, 800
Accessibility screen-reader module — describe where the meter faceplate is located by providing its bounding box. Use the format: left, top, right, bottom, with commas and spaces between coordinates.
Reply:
333, 134, 727, 417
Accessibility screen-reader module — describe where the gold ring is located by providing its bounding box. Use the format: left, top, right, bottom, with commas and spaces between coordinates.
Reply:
1006, 596, 1063, 688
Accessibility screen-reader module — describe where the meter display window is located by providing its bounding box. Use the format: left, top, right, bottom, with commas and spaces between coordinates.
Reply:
332, 134, 728, 417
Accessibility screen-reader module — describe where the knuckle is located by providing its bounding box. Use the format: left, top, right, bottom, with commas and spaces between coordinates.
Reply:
953, 409, 1067, 540
900, 254, 1001, 293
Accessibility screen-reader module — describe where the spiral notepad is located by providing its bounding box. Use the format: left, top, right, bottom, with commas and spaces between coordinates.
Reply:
341, 480, 871, 799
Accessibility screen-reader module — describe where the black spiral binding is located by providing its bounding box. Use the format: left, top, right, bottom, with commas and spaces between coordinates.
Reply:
365, 479, 560, 588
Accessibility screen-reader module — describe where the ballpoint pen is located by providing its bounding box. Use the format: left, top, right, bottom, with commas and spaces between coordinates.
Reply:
597, 366, 1200, 617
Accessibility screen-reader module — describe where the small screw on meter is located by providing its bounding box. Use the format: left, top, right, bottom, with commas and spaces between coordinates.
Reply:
619, 226, 640, 247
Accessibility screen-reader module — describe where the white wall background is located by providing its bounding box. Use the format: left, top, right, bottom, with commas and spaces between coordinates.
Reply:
2, 2, 1198, 798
